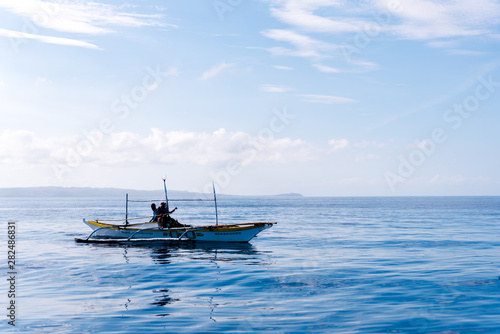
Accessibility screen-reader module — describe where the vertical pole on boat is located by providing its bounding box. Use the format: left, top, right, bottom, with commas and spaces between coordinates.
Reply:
212, 182, 218, 226
125, 193, 129, 225
163, 177, 169, 211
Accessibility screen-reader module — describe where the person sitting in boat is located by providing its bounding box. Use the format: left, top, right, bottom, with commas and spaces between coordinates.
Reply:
156, 202, 180, 229
150, 203, 158, 222
157, 202, 176, 216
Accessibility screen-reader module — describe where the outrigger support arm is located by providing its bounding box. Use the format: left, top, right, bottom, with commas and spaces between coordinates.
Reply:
177, 227, 206, 240
84, 225, 121, 241
127, 226, 158, 241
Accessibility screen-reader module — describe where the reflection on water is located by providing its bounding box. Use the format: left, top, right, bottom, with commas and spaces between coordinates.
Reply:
152, 288, 177, 307
7, 196, 500, 333
76, 241, 270, 321
98, 241, 261, 263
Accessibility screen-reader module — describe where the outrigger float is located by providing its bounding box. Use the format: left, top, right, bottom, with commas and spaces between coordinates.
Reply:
75, 181, 276, 244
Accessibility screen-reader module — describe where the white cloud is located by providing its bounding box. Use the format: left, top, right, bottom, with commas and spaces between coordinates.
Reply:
427, 40, 459, 48
446, 49, 485, 56
0, 1, 170, 49
300, 94, 355, 104
260, 84, 291, 93
373, 0, 500, 40
268, 0, 375, 34
353, 140, 391, 149
263, 0, 500, 62
313, 64, 341, 73
34, 76, 51, 87
0, 1, 169, 34
261, 29, 334, 59
328, 138, 350, 152
102, 129, 318, 165
355, 154, 381, 162
427, 174, 467, 185
427, 41, 486, 55
0, 129, 61, 164
328, 138, 391, 153
273, 65, 294, 71
0, 27, 100, 49
199, 62, 235, 80
0, 128, 319, 169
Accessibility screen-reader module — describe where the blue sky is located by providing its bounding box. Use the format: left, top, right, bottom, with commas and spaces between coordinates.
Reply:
0, 0, 499, 196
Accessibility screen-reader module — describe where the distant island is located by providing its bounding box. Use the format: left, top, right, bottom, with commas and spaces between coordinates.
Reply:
273, 193, 303, 197
0, 187, 303, 198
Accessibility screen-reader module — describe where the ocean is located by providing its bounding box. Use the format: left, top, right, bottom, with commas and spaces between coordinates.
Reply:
1, 196, 500, 333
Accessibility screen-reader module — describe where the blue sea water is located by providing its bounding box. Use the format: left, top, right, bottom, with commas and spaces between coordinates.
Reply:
1, 196, 500, 333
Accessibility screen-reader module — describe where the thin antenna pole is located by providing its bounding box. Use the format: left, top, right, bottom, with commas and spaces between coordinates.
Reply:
163, 177, 169, 211
212, 182, 218, 226
125, 193, 129, 225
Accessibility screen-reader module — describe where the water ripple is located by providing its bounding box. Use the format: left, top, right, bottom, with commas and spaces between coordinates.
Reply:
2, 196, 500, 333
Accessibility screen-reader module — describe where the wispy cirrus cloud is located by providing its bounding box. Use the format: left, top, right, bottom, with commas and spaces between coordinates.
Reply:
446, 49, 486, 56
267, 0, 500, 40
273, 65, 294, 71
268, 0, 377, 34
261, 29, 334, 59
199, 62, 235, 80
260, 84, 291, 93
300, 94, 355, 104
0, 0, 171, 49
373, 0, 500, 40
0, 27, 100, 49
313, 64, 341, 73
262, 0, 500, 66
0, 1, 169, 34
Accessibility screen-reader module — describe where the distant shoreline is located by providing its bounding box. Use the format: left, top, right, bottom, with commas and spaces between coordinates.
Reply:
0, 187, 497, 197
0, 187, 304, 198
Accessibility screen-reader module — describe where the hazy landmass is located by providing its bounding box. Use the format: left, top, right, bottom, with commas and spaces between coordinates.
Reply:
273, 193, 303, 197
0, 187, 303, 198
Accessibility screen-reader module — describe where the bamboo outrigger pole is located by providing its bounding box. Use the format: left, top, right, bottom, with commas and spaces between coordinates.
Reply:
163, 177, 169, 211
212, 182, 218, 226
125, 193, 129, 225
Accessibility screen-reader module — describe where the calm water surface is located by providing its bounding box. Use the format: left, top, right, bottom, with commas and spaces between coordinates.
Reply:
1, 196, 500, 333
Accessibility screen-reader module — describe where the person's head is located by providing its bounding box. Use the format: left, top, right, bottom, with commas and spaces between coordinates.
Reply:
160, 202, 166, 207
151, 203, 156, 211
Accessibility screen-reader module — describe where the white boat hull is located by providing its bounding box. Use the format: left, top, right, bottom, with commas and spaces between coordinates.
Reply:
80, 219, 275, 243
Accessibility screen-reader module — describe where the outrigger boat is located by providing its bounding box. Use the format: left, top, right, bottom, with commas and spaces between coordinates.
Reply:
77, 220, 275, 243
75, 181, 276, 244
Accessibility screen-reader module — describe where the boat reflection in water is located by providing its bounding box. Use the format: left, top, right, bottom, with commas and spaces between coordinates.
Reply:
79, 241, 271, 321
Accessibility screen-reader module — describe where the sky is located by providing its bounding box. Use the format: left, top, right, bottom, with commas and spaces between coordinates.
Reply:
0, 0, 499, 196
